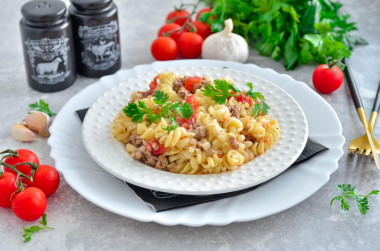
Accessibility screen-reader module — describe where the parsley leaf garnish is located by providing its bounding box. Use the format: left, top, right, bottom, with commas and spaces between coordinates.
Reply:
29, 99, 56, 117
22, 214, 54, 243
123, 90, 193, 132
201, 79, 270, 117
330, 184, 379, 215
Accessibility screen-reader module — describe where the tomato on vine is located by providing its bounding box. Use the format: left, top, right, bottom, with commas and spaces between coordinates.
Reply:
11, 187, 47, 221
177, 32, 203, 58
151, 37, 178, 61
3, 149, 39, 175
196, 7, 211, 20
312, 59, 344, 94
166, 9, 191, 26
0, 172, 18, 208
158, 23, 182, 41
24, 164, 60, 197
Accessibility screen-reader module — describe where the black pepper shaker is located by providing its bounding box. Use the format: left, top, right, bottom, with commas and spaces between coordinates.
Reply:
20, 0, 76, 92
69, 0, 121, 78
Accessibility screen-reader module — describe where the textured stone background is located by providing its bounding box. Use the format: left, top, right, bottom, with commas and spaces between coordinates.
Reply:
0, 0, 379, 250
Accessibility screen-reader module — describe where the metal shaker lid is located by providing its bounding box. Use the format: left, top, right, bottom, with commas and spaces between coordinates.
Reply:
21, 0, 66, 22
70, 0, 112, 11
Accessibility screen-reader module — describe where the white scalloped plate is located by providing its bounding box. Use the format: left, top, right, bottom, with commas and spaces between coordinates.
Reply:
48, 60, 344, 226
82, 67, 308, 195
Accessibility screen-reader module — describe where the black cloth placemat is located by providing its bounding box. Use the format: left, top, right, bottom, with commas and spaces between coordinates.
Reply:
76, 108, 328, 212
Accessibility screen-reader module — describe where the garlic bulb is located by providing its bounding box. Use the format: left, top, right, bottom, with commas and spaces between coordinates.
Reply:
23, 111, 51, 138
11, 123, 36, 142
202, 19, 249, 63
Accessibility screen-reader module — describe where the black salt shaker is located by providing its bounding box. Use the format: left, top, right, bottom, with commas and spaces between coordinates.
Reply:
20, 0, 76, 92
69, 0, 121, 78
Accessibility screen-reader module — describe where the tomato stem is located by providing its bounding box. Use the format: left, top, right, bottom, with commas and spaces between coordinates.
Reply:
325, 57, 345, 71
164, 2, 201, 36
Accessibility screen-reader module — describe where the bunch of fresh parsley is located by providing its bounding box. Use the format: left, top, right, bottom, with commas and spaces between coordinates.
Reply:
202, 79, 269, 117
200, 0, 367, 69
123, 90, 193, 132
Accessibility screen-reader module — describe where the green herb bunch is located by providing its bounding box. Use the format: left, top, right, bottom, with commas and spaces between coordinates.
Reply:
200, 0, 367, 69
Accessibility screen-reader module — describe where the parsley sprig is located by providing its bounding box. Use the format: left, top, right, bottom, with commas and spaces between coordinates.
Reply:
22, 214, 54, 243
330, 184, 379, 215
29, 99, 56, 117
201, 79, 270, 117
123, 90, 193, 132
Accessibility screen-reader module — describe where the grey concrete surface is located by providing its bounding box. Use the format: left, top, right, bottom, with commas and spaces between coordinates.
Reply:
0, 0, 379, 250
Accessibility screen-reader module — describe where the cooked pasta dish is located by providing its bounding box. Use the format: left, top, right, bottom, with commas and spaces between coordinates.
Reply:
110, 71, 279, 174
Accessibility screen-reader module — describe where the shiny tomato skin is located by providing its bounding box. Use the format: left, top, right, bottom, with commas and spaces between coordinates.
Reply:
312, 64, 344, 94
24, 165, 60, 197
0, 172, 18, 208
157, 23, 182, 41
3, 149, 39, 176
11, 187, 47, 221
192, 20, 212, 39
196, 7, 212, 20
166, 9, 191, 26
151, 37, 178, 61
185, 77, 202, 92
177, 32, 204, 59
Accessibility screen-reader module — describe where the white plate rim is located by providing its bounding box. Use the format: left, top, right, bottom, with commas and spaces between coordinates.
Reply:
48, 59, 344, 226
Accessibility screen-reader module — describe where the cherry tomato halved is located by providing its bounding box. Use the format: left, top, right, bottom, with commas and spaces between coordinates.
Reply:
3, 149, 39, 176
145, 140, 167, 155
185, 77, 202, 93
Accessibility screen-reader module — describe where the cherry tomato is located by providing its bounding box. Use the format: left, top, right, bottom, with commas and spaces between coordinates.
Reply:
151, 37, 178, 61
3, 149, 39, 176
149, 75, 159, 92
24, 165, 60, 197
185, 76, 202, 93
196, 7, 212, 20
177, 32, 204, 59
312, 64, 344, 94
11, 187, 47, 221
192, 20, 212, 39
166, 9, 191, 26
0, 172, 18, 208
186, 94, 199, 109
145, 140, 167, 155
157, 23, 182, 41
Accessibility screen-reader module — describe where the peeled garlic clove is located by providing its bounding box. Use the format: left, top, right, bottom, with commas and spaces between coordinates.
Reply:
23, 111, 51, 138
12, 123, 36, 142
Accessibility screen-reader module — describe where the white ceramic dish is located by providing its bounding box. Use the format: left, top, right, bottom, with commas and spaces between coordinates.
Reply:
82, 67, 308, 195
48, 60, 344, 226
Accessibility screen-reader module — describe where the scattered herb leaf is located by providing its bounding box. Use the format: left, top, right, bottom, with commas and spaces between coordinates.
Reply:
22, 214, 54, 243
29, 100, 56, 117
330, 184, 379, 215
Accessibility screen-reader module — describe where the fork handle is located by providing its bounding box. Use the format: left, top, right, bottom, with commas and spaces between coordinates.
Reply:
369, 80, 380, 131
344, 59, 364, 109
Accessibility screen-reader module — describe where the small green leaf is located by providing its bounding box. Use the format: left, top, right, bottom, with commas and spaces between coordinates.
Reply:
29, 99, 56, 117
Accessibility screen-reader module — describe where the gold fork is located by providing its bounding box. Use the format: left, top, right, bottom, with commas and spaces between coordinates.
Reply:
345, 60, 380, 170
348, 81, 380, 156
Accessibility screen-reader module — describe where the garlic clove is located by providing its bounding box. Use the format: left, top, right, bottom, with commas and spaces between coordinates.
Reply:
11, 123, 36, 142
23, 111, 51, 138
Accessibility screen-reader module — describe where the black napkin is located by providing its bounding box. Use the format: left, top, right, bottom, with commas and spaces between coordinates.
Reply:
76, 108, 328, 212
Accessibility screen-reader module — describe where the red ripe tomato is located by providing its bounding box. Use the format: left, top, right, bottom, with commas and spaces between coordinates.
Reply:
151, 37, 178, 61
157, 23, 182, 41
185, 76, 202, 93
312, 64, 344, 94
24, 165, 60, 197
3, 149, 39, 176
192, 20, 212, 39
0, 172, 18, 208
177, 32, 204, 59
166, 9, 191, 26
145, 140, 167, 155
149, 75, 159, 92
11, 187, 47, 221
196, 7, 212, 20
